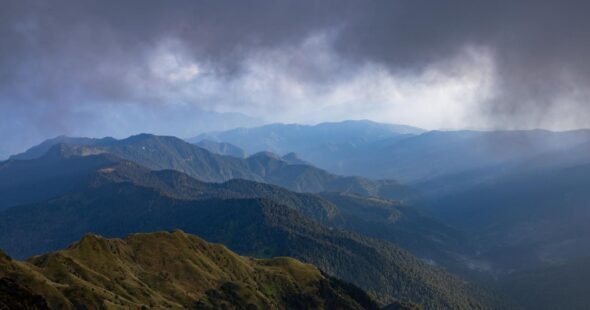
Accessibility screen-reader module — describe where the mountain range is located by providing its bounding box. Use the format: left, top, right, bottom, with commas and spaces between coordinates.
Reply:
0, 143, 476, 275
0, 146, 496, 308
9, 133, 413, 201
193, 121, 590, 184
191, 120, 424, 178
7, 121, 590, 308
194, 121, 590, 275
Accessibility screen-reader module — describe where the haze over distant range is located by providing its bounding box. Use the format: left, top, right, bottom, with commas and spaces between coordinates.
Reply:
2, 0, 590, 158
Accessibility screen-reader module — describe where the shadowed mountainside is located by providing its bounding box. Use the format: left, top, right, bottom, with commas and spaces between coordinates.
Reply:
9, 133, 414, 201
0, 146, 476, 276
0, 151, 497, 308
420, 158, 590, 273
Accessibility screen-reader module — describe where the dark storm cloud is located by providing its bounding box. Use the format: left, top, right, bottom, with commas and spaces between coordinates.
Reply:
330, 0, 590, 126
1, 0, 590, 157
2, 1, 588, 94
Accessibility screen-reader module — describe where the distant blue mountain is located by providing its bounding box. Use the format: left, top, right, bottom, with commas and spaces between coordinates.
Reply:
190, 120, 425, 175
195, 123, 590, 183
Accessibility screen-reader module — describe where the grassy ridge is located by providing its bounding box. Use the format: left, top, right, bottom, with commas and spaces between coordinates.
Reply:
0, 231, 379, 309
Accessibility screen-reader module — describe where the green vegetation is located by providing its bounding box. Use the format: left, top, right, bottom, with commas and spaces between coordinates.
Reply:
318, 192, 477, 276
0, 138, 503, 308
0, 231, 378, 309
0, 146, 469, 272
7, 133, 414, 200
0, 179, 496, 308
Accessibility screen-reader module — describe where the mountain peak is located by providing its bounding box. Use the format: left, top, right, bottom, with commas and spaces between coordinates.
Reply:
122, 133, 158, 142
120, 133, 192, 149
76, 232, 104, 241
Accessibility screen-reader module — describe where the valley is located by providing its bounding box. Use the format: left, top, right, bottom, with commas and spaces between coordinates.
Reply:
2, 121, 590, 308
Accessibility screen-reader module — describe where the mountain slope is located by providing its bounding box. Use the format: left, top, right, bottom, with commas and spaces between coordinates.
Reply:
420, 160, 590, 273
0, 148, 474, 273
0, 145, 339, 220
0, 158, 494, 308
9, 133, 414, 200
318, 192, 478, 275
0, 145, 121, 210
0, 231, 378, 309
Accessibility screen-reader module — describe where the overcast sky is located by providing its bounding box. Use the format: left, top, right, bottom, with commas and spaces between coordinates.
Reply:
2, 0, 590, 158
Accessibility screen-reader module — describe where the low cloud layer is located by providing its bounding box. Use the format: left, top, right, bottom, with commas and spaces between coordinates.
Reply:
1, 0, 590, 157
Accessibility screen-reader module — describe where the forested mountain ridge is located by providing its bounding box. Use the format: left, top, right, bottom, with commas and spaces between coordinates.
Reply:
0, 146, 476, 273
9, 133, 414, 200
193, 123, 590, 281
0, 150, 497, 308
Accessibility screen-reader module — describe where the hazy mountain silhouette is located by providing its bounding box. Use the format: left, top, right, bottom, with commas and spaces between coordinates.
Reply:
196, 123, 590, 184
191, 120, 424, 176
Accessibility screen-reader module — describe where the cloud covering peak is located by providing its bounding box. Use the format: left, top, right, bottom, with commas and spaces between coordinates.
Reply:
1, 0, 590, 157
